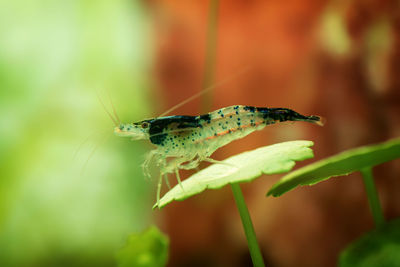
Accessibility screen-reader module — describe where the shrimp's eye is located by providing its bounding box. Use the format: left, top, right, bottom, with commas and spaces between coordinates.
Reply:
141, 122, 149, 129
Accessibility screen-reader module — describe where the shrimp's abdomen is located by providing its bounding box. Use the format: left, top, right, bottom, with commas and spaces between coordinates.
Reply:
193, 105, 265, 155
148, 105, 323, 158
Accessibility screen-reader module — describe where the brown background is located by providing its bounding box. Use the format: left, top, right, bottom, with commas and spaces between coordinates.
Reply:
148, 1, 400, 266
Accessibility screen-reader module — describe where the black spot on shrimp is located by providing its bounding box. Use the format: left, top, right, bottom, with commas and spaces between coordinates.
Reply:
199, 113, 211, 124
148, 116, 201, 145
243, 106, 256, 113
149, 132, 168, 145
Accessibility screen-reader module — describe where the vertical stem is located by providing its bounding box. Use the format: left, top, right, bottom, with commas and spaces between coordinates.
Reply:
202, 0, 219, 112
231, 183, 266, 267
202, 3, 264, 265
360, 167, 385, 227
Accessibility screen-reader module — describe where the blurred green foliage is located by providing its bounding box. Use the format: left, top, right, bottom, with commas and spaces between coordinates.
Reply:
116, 226, 169, 267
339, 219, 400, 267
268, 138, 400, 197
0, 1, 156, 266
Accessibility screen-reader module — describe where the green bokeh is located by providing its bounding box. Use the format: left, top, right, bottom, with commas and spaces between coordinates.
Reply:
339, 219, 400, 267
116, 226, 169, 267
0, 1, 156, 266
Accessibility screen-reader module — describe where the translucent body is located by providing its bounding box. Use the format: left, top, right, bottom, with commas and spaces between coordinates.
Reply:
115, 105, 323, 203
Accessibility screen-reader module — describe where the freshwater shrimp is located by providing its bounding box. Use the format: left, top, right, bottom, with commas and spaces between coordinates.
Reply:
113, 105, 324, 205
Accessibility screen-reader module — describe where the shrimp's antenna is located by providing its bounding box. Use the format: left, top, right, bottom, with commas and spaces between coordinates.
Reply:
158, 65, 251, 117
107, 90, 121, 124
80, 132, 112, 176
73, 128, 109, 161
96, 90, 118, 126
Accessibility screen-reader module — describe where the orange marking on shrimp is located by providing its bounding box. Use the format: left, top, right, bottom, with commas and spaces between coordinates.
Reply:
199, 121, 265, 143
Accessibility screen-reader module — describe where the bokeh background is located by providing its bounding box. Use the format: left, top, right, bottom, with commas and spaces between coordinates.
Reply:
0, 0, 399, 266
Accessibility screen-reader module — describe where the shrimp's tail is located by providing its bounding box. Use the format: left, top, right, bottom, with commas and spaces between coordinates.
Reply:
262, 108, 325, 126
304, 115, 325, 126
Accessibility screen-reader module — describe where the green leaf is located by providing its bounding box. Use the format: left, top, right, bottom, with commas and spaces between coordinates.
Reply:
267, 137, 400, 197
154, 140, 314, 209
116, 226, 169, 267
339, 219, 400, 267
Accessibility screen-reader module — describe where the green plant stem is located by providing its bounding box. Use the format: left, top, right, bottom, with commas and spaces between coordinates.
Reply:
360, 167, 385, 227
202, 3, 264, 265
202, 0, 219, 112
231, 183, 265, 267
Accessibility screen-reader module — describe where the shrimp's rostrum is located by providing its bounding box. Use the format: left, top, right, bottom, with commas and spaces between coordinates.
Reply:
114, 105, 324, 203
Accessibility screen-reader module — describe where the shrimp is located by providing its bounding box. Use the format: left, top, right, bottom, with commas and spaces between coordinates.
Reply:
114, 105, 324, 205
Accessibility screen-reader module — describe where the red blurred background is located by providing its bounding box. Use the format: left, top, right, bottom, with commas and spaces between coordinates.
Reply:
147, 1, 400, 266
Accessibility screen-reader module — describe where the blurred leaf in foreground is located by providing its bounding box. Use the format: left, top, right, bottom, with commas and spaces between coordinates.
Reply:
339, 219, 400, 267
116, 226, 169, 267
154, 140, 314, 209
268, 137, 400, 197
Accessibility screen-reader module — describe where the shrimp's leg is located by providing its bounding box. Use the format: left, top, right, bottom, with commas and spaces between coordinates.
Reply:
164, 173, 171, 189
142, 150, 158, 179
175, 168, 184, 190
178, 156, 201, 170
155, 156, 168, 205
156, 171, 163, 206
161, 156, 196, 190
